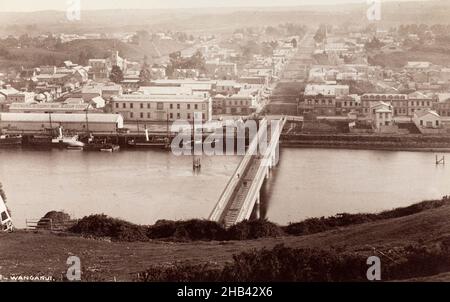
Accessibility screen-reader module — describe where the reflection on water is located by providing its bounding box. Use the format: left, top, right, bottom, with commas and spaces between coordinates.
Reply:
261, 148, 450, 225
0, 149, 241, 228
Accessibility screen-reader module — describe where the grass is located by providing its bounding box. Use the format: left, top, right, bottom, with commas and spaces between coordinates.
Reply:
1, 197, 450, 281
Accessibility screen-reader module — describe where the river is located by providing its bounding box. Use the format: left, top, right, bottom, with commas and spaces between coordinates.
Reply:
1, 148, 449, 228
0, 148, 240, 228
261, 148, 450, 224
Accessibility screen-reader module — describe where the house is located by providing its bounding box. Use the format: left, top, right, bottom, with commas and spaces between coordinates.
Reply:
369, 101, 394, 131
405, 61, 431, 72
172, 69, 200, 79
413, 109, 442, 134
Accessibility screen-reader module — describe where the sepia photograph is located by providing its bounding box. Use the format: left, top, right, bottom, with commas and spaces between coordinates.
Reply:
0, 0, 450, 290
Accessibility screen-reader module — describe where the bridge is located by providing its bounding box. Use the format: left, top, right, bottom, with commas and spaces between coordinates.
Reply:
209, 116, 287, 227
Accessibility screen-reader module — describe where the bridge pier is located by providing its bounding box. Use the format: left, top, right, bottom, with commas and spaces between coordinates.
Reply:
254, 192, 261, 220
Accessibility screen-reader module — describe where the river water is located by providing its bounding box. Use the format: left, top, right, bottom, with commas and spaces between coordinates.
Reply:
261, 148, 450, 224
1, 148, 449, 228
0, 149, 240, 228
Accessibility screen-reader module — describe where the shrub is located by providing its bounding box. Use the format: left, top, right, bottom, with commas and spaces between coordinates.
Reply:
284, 197, 450, 236
147, 219, 227, 241
227, 219, 284, 240
136, 242, 450, 282
137, 263, 223, 282
136, 244, 369, 282
68, 214, 148, 242
40, 211, 71, 224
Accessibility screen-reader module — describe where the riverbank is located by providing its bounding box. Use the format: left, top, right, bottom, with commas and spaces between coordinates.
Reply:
1, 198, 449, 281
281, 133, 450, 152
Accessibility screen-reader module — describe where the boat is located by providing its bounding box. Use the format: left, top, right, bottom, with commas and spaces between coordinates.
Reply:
51, 127, 84, 149
128, 137, 170, 149
100, 144, 120, 152
127, 128, 170, 149
84, 140, 120, 152
52, 135, 85, 149
25, 135, 53, 147
0, 134, 22, 146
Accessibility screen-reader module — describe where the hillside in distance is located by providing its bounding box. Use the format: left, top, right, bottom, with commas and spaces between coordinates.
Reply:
0, 1, 449, 36
0, 39, 187, 69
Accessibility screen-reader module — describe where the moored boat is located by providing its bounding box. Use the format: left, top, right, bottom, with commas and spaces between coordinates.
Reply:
52, 135, 85, 149
127, 128, 170, 149
84, 141, 120, 152
0, 134, 22, 146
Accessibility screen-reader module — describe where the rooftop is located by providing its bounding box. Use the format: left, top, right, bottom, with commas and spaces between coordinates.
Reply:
113, 94, 209, 103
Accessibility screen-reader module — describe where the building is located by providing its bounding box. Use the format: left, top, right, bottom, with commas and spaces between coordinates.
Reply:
413, 109, 442, 134
407, 91, 434, 116
205, 60, 238, 80
215, 80, 241, 95
304, 84, 349, 97
405, 61, 431, 72
111, 94, 212, 122
8, 102, 92, 114
6, 92, 36, 104
80, 83, 123, 101
138, 86, 193, 96
0, 113, 123, 132
212, 92, 256, 116
361, 94, 408, 116
172, 69, 200, 79
298, 84, 349, 116
434, 94, 450, 117
373, 105, 394, 130
151, 79, 215, 97
0, 88, 35, 112
88, 59, 110, 80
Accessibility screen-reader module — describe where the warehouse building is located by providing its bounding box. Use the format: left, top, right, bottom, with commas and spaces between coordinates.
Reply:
0, 113, 123, 132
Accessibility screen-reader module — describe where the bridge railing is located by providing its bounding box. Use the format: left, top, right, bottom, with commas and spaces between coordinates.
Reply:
208, 118, 267, 222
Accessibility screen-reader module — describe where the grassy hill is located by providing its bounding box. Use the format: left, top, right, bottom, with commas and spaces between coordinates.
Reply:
1, 199, 449, 281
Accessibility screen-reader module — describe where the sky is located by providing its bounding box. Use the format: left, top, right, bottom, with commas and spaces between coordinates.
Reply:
0, 0, 431, 12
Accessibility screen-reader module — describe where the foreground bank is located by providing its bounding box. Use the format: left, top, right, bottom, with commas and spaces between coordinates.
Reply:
1, 197, 449, 281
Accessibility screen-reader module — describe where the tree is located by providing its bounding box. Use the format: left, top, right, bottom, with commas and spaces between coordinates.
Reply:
139, 59, 152, 86
364, 37, 384, 51
109, 65, 124, 84
291, 38, 298, 48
